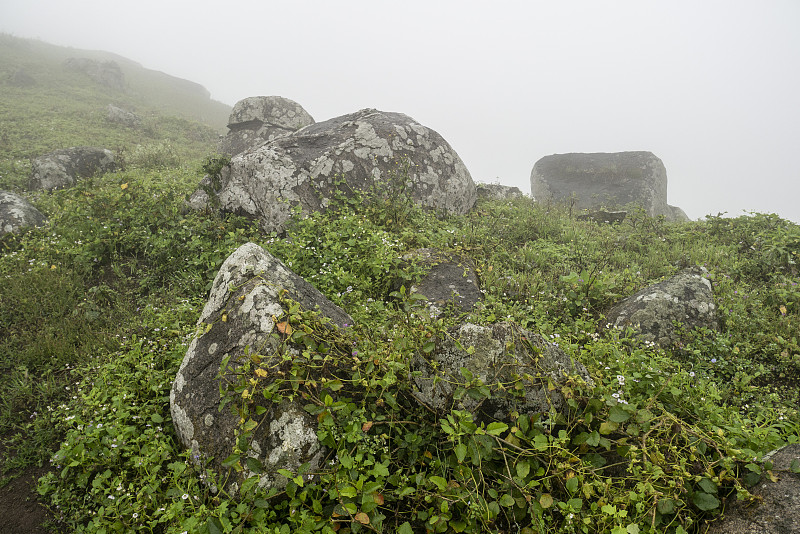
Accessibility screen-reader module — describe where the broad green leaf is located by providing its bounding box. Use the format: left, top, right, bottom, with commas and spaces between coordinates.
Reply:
398, 522, 414, 534
150, 413, 164, 423
499, 493, 516, 507
486, 422, 508, 436
516, 461, 530, 479
429, 476, 447, 491
656, 498, 675, 515
600, 420, 619, 434
455, 442, 467, 463
221, 453, 240, 468
609, 406, 631, 423
692, 491, 720, 511
566, 476, 578, 494
245, 457, 263, 474
207, 517, 224, 534
626, 524, 640, 534
539, 493, 553, 509
698, 477, 717, 494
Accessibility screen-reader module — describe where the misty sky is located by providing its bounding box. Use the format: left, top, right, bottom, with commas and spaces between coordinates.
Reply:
3, 1, 799, 223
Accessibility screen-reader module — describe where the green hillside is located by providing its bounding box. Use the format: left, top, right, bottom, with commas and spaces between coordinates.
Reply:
0, 33, 230, 191
1, 36, 799, 534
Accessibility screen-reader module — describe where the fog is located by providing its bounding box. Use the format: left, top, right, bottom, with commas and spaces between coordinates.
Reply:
3, 0, 799, 223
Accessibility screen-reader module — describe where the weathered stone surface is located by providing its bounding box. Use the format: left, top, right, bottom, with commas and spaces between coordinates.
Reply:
706, 444, 800, 534
476, 183, 523, 201
106, 104, 140, 127
603, 267, 717, 347
193, 108, 477, 233
63, 57, 125, 91
219, 96, 314, 157
531, 152, 687, 221
668, 204, 690, 222
411, 322, 591, 422
170, 242, 352, 495
400, 249, 483, 317
0, 191, 46, 236
29, 147, 116, 191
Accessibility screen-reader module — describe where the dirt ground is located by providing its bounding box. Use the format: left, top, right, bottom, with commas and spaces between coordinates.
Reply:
0, 466, 62, 534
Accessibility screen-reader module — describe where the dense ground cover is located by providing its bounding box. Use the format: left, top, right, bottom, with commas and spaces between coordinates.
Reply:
1, 160, 798, 533
2, 33, 799, 533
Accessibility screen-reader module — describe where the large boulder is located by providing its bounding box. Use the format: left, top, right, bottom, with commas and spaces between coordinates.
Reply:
531, 152, 687, 221
399, 248, 483, 317
29, 147, 116, 191
106, 104, 140, 127
219, 96, 315, 156
190, 108, 477, 233
411, 322, 591, 422
603, 267, 717, 347
0, 191, 46, 236
706, 443, 800, 534
476, 182, 523, 201
170, 242, 352, 495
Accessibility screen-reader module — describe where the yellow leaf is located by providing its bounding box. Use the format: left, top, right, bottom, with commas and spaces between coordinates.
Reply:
254, 368, 268, 378
362, 421, 374, 432
354, 512, 370, 525
120, 183, 128, 190
276, 321, 293, 335
539, 493, 554, 509
373, 493, 385, 505
780, 305, 787, 316
221, 314, 227, 322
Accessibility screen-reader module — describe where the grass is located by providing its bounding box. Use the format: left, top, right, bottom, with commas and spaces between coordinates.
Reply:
1, 33, 799, 533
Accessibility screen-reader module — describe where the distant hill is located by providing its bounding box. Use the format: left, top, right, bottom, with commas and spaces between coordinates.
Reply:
0, 34, 232, 190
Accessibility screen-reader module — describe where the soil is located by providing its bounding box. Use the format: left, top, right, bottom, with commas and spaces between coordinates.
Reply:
0, 466, 63, 534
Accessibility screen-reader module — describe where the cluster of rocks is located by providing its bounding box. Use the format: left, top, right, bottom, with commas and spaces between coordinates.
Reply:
191, 101, 477, 234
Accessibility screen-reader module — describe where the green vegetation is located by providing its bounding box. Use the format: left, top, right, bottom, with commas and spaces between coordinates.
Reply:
2, 34, 799, 533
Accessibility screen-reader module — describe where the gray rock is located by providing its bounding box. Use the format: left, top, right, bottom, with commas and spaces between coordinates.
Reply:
0, 191, 46, 236
400, 248, 483, 317
9, 68, 36, 87
531, 152, 687, 221
706, 444, 800, 534
194, 108, 477, 234
63, 57, 125, 91
219, 96, 314, 157
476, 183, 524, 201
106, 104, 140, 127
170, 242, 352, 495
411, 322, 591, 422
603, 267, 717, 347
29, 147, 116, 191
668, 204, 690, 222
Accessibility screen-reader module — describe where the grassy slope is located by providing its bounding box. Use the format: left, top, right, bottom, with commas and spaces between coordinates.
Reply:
1, 35, 800, 534
0, 33, 230, 191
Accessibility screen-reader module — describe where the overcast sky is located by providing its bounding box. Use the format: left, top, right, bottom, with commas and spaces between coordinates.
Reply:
3, 1, 799, 223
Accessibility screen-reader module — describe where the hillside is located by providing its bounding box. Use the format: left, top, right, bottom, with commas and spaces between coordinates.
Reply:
0, 33, 230, 191
1, 37, 800, 534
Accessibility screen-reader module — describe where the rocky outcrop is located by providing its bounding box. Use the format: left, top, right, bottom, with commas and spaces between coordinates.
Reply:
531, 152, 687, 221
0, 191, 46, 236
170, 242, 352, 495
399, 249, 483, 317
191, 108, 477, 233
411, 322, 591, 422
9, 68, 36, 87
603, 267, 717, 347
29, 147, 116, 191
476, 183, 523, 201
63, 58, 125, 91
219, 96, 315, 157
106, 104, 140, 127
706, 444, 800, 534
